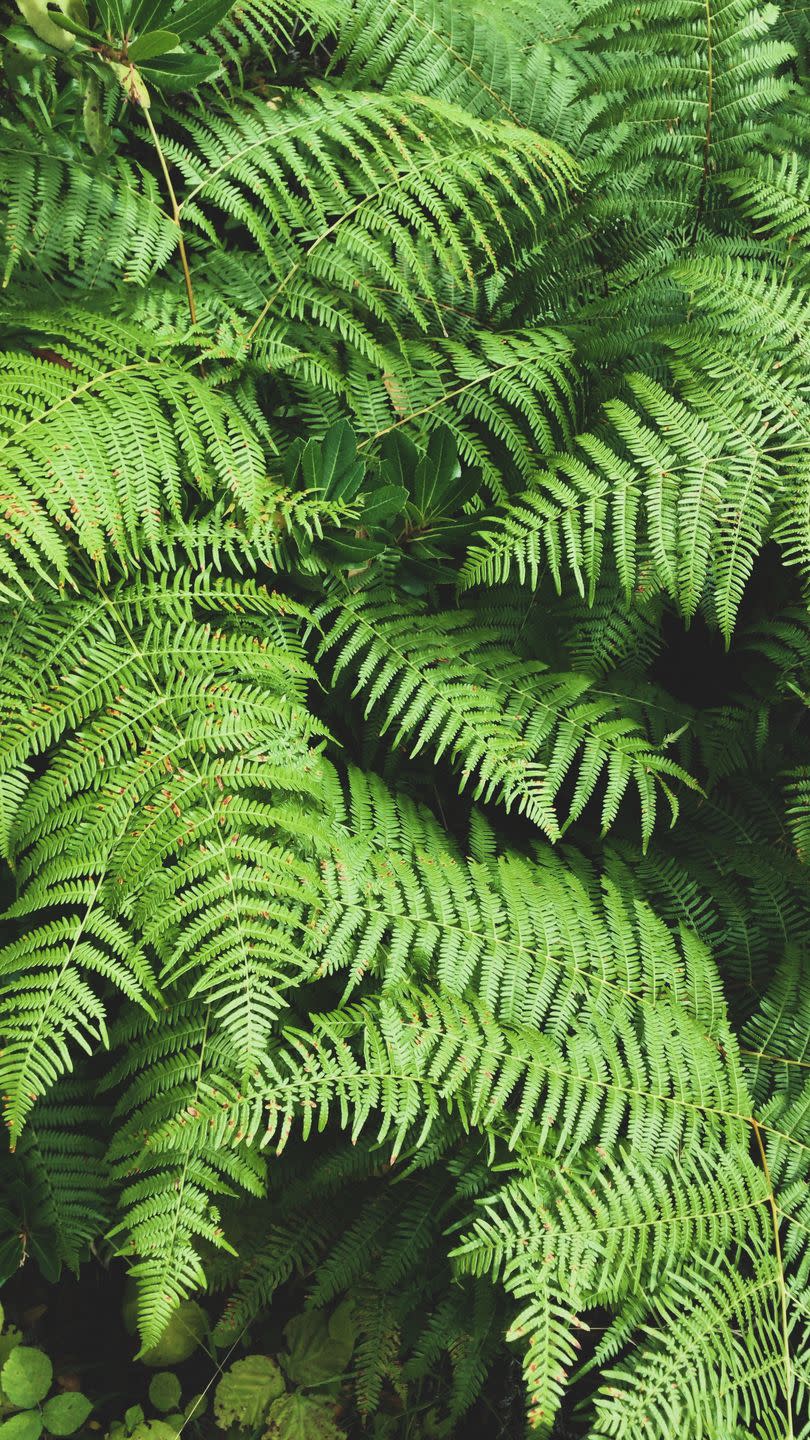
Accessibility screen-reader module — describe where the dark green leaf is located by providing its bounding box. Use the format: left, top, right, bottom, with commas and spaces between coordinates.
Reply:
169, 0, 236, 42
137, 50, 220, 87
127, 27, 179, 59
301, 422, 364, 502
360, 484, 408, 529
147, 1375, 181, 1415
412, 427, 460, 519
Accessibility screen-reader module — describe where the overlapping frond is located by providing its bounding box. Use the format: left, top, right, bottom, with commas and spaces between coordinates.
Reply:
462, 363, 789, 637
0, 311, 269, 594
319, 596, 697, 842
0, 0, 808, 1431
0, 572, 328, 1142
0, 132, 177, 289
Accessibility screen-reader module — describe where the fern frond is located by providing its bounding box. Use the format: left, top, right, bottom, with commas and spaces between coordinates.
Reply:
0, 311, 267, 592
463, 366, 786, 638
169, 85, 575, 334
0, 1079, 109, 1280
0, 133, 177, 290
0, 572, 328, 1141
587, 1250, 793, 1440
107, 1004, 267, 1349
318, 596, 697, 842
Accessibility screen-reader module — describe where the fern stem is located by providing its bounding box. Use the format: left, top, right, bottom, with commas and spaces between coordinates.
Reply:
751, 1116, 794, 1436
690, 0, 714, 246
142, 106, 198, 327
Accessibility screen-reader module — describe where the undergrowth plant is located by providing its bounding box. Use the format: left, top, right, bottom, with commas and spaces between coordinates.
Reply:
0, 0, 809, 1434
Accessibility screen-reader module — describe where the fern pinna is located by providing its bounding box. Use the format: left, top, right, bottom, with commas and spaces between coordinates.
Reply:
0, 0, 809, 1435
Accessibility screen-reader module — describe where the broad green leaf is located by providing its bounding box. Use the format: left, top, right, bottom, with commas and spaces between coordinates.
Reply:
412, 427, 460, 519
83, 73, 109, 155
0, 1413, 44, 1440
14, 0, 78, 48
137, 50, 220, 88
35, 8, 100, 39
125, 0, 173, 33
361, 484, 408, 529
129, 1424, 178, 1440
380, 430, 419, 493
169, 0, 236, 42
264, 1394, 345, 1440
213, 1356, 284, 1429
182, 1395, 206, 1423
4, 22, 64, 54
302, 423, 364, 503
147, 1375, 181, 1415
281, 1306, 355, 1389
41, 1394, 93, 1437
138, 1302, 206, 1366
107, 59, 151, 107
1, 1348, 53, 1408
127, 27, 179, 59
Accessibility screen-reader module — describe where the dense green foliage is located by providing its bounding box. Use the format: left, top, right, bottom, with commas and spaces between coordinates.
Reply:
1, 0, 810, 1433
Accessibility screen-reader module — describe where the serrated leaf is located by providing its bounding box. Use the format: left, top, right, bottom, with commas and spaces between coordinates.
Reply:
263, 1394, 345, 1440
214, 1357, 284, 1430
129, 1424, 178, 1440
182, 1395, 206, 1424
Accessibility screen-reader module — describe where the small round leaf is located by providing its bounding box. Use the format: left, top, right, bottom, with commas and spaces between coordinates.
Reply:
0, 1413, 45, 1440
1, 1349, 53, 1408
182, 1394, 206, 1423
147, 1376, 181, 1415
41, 1393, 93, 1437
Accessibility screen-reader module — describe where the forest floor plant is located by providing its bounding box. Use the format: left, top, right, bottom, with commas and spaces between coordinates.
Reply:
0, 0, 810, 1434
